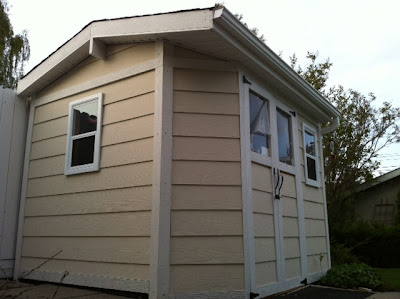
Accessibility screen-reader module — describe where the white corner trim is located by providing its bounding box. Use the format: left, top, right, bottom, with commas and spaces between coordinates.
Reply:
23, 270, 149, 294
13, 101, 36, 280
150, 41, 173, 299
292, 118, 308, 278
33, 58, 157, 108
238, 71, 256, 297
319, 124, 332, 269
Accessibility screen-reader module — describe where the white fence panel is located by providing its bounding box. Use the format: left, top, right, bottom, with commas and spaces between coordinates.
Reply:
0, 87, 28, 278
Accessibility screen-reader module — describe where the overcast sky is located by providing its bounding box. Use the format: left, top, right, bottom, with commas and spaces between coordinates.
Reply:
8, 0, 400, 175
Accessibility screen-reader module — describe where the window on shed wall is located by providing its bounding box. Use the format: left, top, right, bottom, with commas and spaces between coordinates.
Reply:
303, 123, 320, 187
277, 109, 293, 165
65, 93, 103, 175
249, 91, 271, 156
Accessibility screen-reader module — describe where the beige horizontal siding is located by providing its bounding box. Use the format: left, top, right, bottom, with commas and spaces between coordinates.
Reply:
103, 92, 154, 125
102, 114, 154, 146
20, 257, 149, 280
307, 237, 328, 256
254, 213, 275, 237
30, 135, 66, 160
25, 186, 152, 216
169, 265, 244, 293
281, 172, 297, 198
173, 91, 239, 115
23, 211, 151, 237
304, 201, 325, 220
303, 184, 324, 203
252, 163, 272, 192
173, 113, 240, 138
308, 254, 329, 274
170, 237, 244, 264
171, 185, 242, 210
255, 237, 276, 263
22, 236, 150, 264
172, 161, 241, 186
284, 237, 300, 259
253, 190, 273, 214
35, 71, 155, 124
282, 217, 299, 238
38, 43, 155, 98
174, 69, 239, 93
305, 219, 326, 237
171, 211, 243, 236
29, 138, 153, 179
285, 257, 301, 279
27, 162, 153, 198
255, 261, 277, 287
32, 116, 68, 142
173, 137, 240, 161
282, 196, 298, 218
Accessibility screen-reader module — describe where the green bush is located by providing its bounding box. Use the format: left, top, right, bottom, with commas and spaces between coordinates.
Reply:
330, 221, 400, 267
320, 263, 383, 290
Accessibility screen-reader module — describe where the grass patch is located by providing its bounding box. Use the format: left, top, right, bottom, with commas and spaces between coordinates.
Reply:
375, 268, 400, 291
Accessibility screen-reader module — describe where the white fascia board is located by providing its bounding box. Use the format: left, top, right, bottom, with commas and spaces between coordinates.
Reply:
91, 9, 214, 39
17, 9, 215, 98
213, 8, 340, 121
17, 26, 91, 97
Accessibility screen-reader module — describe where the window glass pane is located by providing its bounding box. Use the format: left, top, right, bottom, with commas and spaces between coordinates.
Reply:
305, 130, 316, 156
249, 92, 270, 155
307, 157, 317, 180
277, 109, 292, 165
73, 101, 98, 135
71, 136, 95, 166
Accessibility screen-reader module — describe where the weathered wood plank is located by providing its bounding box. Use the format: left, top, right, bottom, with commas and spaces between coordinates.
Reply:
27, 162, 153, 197
173, 91, 239, 115
23, 211, 151, 237
170, 236, 244, 264
174, 69, 239, 93
25, 186, 152, 216
173, 137, 240, 162
172, 161, 241, 186
22, 236, 150, 264
173, 113, 240, 138
171, 211, 243, 236
171, 185, 242, 210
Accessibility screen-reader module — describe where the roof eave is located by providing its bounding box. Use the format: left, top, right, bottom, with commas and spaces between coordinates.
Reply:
213, 8, 340, 122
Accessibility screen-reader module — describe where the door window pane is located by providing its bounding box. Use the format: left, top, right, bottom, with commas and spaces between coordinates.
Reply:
73, 101, 98, 135
305, 130, 315, 156
249, 92, 270, 156
277, 109, 292, 165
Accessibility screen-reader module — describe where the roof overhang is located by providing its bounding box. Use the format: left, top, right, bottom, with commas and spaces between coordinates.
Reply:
18, 7, 340, 123
357, 167, 400, 192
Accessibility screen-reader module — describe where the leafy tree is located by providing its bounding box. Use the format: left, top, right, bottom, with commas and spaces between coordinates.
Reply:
291, 52, 400, 225
0, 0, 30, 89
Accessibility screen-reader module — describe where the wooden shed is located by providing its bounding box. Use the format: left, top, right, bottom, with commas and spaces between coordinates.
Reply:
14, 7, 340, 299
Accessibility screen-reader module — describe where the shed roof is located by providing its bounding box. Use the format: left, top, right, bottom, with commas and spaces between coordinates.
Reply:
357, 167, 400, 192
17, 6, 340, 123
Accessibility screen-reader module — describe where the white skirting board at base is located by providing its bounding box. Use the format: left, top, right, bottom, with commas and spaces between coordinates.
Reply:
169, 290, 245, 299
22, 270, 150, 294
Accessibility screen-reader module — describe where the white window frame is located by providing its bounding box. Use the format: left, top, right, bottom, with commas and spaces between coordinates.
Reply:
64, 93, 103, 175
303, 123, 320, 187
275, 102, 296, 174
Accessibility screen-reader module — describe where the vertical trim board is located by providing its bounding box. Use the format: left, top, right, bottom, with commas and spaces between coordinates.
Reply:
150, 41, 173, 299
239, 72, 255, 298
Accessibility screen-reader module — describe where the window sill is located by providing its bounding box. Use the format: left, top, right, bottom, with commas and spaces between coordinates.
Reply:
65, 164, 100, 176
305, 179, 321, 188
